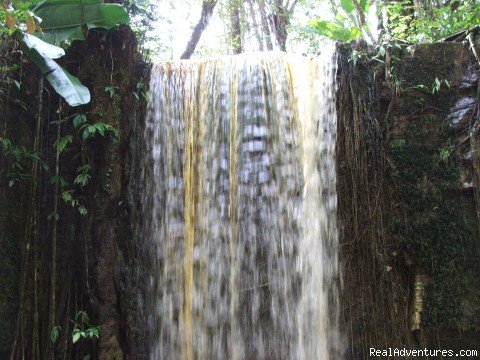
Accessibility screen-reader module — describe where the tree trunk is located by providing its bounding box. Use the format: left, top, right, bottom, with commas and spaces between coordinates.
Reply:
258, 0, 273, 51
181, 0, 218, 59
271, 1, 288, 51
230, 0, 242, 54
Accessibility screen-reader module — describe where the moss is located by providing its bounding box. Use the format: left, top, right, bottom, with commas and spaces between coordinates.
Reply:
388, 104, 480, 335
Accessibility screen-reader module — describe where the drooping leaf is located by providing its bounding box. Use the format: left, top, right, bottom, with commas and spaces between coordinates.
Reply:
16, 31, 65, 59
14, 30, 90, 106
45, 68, 90, 106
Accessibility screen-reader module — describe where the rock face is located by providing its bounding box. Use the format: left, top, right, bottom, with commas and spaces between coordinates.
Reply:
338, 41, 479, 358
390, 42, 480, 351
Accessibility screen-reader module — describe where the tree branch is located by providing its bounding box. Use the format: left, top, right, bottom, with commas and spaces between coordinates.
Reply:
180, 0, 218, 60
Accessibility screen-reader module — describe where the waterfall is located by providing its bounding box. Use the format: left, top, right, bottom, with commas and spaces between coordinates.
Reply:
139, 47, 341, 359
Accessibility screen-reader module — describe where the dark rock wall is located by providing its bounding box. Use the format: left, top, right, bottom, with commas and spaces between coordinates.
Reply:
338, 42, 480, 358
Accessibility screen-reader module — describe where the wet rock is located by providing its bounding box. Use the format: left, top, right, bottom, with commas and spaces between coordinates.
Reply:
448, 96, 476, 128
459, 64, 479, 90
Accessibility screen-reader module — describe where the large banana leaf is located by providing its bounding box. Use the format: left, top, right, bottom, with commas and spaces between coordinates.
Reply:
34, 0, 129, 44
17, 31, 65, 58
12, 0, 129, 44
14, 30, 90, 106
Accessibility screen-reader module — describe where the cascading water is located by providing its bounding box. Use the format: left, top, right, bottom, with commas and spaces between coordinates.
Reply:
139, 47, 341, 359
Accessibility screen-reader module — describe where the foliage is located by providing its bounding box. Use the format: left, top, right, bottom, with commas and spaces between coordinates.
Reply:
49, 310, 100, 346
385, 0, 480, 43
309, 0, 373, 42
51, 113, 117, 215
124, 0, 157, 54
71, 310, 100, 344
1, 0, 129, 106
31, 0, 129, 44
13, 30, 90, 106
415, 77, 450, 94
309, 0, 480, 46
1, 137, 48, 187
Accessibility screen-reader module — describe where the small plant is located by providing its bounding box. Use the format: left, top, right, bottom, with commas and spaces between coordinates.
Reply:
390, 138, 406, 150
105, 85, 119, 98
415, 77, 451, 94
439, 146, 453, 164
80, 121, 118, 141
75, 164, 91, 187
133, 81, 149, 101
3, 141, 48, 187
349, 49, 367, 65
71, 310, 100, 344
50, 325, 61, 344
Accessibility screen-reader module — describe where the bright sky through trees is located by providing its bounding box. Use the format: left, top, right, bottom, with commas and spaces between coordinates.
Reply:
146, 0, 343, 60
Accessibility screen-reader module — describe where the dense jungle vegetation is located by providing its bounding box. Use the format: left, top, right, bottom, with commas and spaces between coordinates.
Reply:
1, 0, 480, 359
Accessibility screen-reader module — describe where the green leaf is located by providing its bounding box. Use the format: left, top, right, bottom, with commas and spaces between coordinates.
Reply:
74, 173, 90, 186
76, 310, 89, 323
16, 31, 65, 59
34, 2, 129, 44
340, 0, 355, 13
0, 137, 11, 149
72, 114, 87, 129
54, 134, 72, 153
38, 27, 85, 45
49, 175, 68, 187
310, 19, 362, 41
359, 0, 370, 12
377, 45, 386, 57
61, 190, 73, 202
13, 0, 98, 6
72, 331, 81, 344
51, 326, 61, 344
14, 30, 90, 106
90, 327, 99, 337
45, 66, 90, 107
